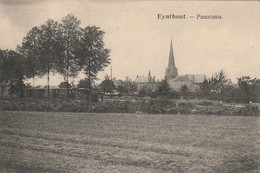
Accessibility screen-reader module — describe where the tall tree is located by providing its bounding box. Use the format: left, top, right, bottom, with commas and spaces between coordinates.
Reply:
0, 50, 25, 98
55, 14, 81, 97
0, 49, 5, 98
17, 26, 43, 89
76, 26, 110, 101
38, 19, 61, 97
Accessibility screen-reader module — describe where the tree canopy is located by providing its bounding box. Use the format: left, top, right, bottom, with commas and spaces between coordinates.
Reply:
237, 76, 260, 103
100, 75, 116, 93
2, 14, 111, 99
56, 14, 81, 92
0, 50, 25, 97
77, 78, 91, 88
198, 70, 231, 98
158, 79, 171, 93
76, 26, 110, 88
116, 77, 137, 94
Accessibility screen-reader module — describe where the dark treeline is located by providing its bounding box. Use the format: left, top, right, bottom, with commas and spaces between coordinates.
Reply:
197, 71, 260, 103
0, 14, 110, 100
149, 70, 260, 103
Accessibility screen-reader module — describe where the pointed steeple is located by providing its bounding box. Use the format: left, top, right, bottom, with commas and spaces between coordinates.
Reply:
165, 39, 178, 79
148, 70, 152, 82
168, 38, 175, 67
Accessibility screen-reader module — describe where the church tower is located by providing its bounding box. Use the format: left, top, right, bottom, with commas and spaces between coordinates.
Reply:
165, 39, 178, 80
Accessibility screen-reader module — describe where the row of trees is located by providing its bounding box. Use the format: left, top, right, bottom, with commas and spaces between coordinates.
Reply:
154, 70, 260, 103
0, 14, 110, 99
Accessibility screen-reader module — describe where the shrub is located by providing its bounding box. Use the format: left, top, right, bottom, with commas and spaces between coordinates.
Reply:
1, 98, 259, 116
235, 105, 259, 116
198, 100, 214, 106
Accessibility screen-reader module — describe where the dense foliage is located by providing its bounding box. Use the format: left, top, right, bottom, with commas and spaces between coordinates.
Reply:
196, 71, 260, 103
99, 75, 116, 93
0, 14, 110, 99
144, 70, 260, 103
116, 77, 137, 94
0, 50, 25, 98
1, 98, 259, 116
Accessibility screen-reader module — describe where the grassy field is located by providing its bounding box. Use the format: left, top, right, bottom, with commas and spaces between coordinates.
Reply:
0, 111, 259, 172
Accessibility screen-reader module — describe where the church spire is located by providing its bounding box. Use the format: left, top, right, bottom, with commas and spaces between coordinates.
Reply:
168, 38, 175, 67
165, 39, 178, 79
148, 70, 152, 82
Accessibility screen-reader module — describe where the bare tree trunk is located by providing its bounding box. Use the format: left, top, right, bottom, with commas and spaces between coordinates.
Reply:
20, 79, 24, 98
66, 72, 69, 98
47, 67, 50, 98
66, 32, 70, 99
10, 79, 13, 98
21, 88, 23, 98
88, 76, 92, 103
33, 76, 35, 98
88, 60, 92, 103
1, 82, 4, 98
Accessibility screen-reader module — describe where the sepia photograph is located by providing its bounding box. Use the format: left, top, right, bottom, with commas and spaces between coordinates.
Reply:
0, 0, 259, 172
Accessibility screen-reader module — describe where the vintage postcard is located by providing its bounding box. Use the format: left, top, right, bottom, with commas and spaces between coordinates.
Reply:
0, 0, 259, 172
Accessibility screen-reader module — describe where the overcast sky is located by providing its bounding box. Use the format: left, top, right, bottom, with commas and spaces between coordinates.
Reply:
0, 0, 259, 86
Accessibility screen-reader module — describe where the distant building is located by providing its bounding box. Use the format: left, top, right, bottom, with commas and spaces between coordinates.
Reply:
168, 74, 206, 92
135, 70, 158, 92
165, 39, 206, 92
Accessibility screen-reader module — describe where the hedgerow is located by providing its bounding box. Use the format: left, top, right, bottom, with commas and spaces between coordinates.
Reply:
0, 98, 259, 116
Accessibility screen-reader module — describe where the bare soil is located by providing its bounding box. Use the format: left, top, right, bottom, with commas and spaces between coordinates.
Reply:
0, 111, 259, 172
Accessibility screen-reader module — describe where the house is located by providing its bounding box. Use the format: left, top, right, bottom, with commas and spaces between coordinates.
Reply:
168, 74, 207, 92
135, 70, 158, 92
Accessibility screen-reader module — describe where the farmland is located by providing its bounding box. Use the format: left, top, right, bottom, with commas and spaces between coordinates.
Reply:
0, 111, 259, 172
